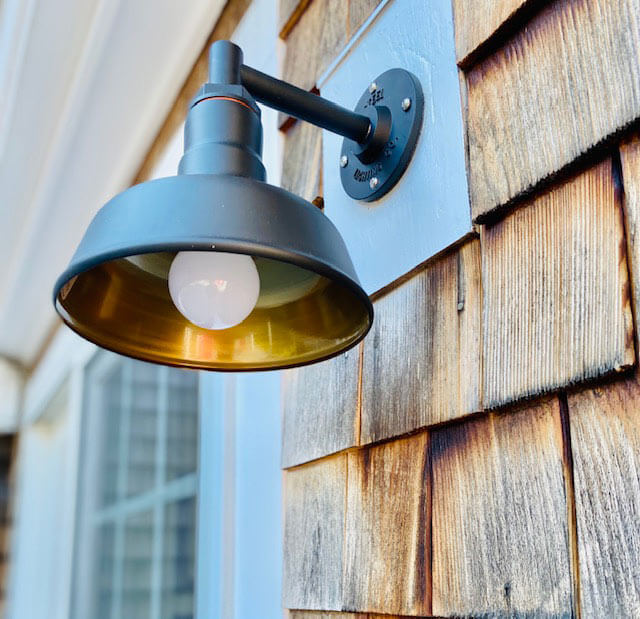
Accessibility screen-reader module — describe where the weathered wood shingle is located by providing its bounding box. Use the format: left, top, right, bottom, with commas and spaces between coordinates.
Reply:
466, 0, 640, 221
452, 0, 535, 66
567, 378, 640, 617
280, 118, 323, 203
281, 347, 360, 468
279, 0, 312, 38
620, 135, 640, 347
343, 432, 430, 616
347, 0, 382, 36
283, 455, 346, 610
360, 240, 482, 444
282, 0, 348, 91
431, 400, 574, 617
482, 159, 634, 409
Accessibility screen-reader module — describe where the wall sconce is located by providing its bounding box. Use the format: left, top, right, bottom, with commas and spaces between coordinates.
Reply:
53, 41, 423, 370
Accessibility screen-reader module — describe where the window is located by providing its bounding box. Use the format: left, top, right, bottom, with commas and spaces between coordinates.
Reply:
72, 353, 199, 619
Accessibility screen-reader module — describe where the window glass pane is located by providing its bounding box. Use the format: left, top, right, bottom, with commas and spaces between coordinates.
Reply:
127, 362, 158, 497
90, 523, 115, 619
162, 497, 197, 619
122, 510, 154, 618
99, 366, 122, 507
166, 370, 198, 481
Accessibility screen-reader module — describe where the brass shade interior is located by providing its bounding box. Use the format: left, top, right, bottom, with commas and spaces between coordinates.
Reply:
55, 251, 371, 370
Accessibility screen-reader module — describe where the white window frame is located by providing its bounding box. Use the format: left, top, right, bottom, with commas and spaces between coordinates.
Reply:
7, 329, 94, 619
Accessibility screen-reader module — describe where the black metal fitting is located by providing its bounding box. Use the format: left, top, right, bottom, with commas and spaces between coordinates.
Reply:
179, 42, 265, 179
339, 69, 424, 201
353, 105, 392, 164
181, 40, 423, 202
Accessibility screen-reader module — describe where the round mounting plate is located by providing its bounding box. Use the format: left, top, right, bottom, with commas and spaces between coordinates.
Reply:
340, 68, 424, 202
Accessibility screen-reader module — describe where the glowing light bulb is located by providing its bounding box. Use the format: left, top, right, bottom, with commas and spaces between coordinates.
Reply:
168, 251, 260, 330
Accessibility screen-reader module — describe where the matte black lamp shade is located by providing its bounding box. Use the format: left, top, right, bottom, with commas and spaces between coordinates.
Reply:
54, 174, 372, 371
53, 41, 382, 371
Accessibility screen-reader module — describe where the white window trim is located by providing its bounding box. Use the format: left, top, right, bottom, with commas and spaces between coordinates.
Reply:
195, 372, 228, 617
7, 329, 92, 619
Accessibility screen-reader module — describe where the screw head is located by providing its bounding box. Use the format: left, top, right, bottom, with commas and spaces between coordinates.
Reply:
401, 97, 412, 111
369, 82, 378, 94
340, 155, 348, 168
369, 177, 379, 190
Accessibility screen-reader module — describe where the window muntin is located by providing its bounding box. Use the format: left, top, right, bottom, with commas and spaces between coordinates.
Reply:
73, 353, 199, 619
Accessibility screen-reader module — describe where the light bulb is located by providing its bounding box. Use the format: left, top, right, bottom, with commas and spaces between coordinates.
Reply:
168, 251, 260, 330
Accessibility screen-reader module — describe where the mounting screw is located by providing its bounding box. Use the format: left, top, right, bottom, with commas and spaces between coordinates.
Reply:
401, 97, 412, 111
369, 177, 379, 190
369, 82, 378, 94
340, 155, 348, 168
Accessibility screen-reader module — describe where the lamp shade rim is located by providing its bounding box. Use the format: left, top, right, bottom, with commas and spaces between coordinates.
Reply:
55, 309, 371, 372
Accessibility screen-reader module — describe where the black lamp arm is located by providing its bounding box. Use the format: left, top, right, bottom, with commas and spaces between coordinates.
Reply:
239, 65, 372, 144
206, 40, 371, 144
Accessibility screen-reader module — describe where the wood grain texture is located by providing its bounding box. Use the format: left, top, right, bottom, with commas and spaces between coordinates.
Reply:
280, 0, 381, 44
347, 0, 381, 36
279, 0, 312, 39
467, 0, 640, 221
282, 0, 348, 92
281, 346, 360, 468
431, 399, 574, 617
567, 378, 640, 618
482, 159, 635, 409
452, 0, 529, 65
360, 240, 482, 444
621, 135, 640, 346
343, 432, 430, 616
281, 118, 323, 203
283, 455, 346, 611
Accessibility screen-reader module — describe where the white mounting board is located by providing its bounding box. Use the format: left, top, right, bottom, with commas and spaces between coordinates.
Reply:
320, 0, 471, 294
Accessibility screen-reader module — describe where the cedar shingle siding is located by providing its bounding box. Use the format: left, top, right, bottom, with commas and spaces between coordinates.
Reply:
279, 0, 640, 616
